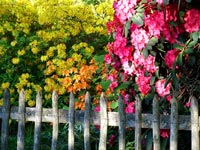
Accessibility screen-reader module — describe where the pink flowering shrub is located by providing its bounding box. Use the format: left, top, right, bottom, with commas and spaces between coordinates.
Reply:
103, 0, 200, 148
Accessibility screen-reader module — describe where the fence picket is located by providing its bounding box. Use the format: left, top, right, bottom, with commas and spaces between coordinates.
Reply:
68, 92, 75, 150
33, 91, 42, 150
170, 96, 178, 150
191, 96, 199, 150
17, 89, 26, 150
135, 95, 142, 150
118, 95, 125, 150
1, 89, 10, 150
153, 95, 160, 150
51, 91, 59, 150
84, 92, 91, 150
99, 93, 107, 150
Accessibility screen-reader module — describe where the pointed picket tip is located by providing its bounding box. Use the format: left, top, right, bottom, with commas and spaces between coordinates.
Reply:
85, 91, 91, 100
36, 90, 42, 100
70, 92, 74, 100
3, 88, 10, 97
100, 92, 105, 100
19, 88, 25, 95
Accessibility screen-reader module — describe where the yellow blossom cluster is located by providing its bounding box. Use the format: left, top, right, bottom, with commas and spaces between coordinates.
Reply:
0, 0, 114, 108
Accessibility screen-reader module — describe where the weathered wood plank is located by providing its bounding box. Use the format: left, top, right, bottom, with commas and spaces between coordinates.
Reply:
170, 96, 178, 150
135, 95, 142, 150
153, 95, 160, 150
17, 89, 26, 150
191, 96, 199, 150
84, 92, 91, 150
68, 92, 75, 150
99, 93, 107, 150
51, 91, 59, 150
1, 89, 10, 150
0, 107, 196, 129
118, 95, 125, 150
33, 91, 42, 150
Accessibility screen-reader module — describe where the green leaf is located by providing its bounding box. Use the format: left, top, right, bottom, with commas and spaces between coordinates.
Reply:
110, 101, 118, 109
62, 106, 69, 110
179, 11, 185, 23
100, 80, 111, 91
191, 32, 199, 41
131, 14, 143, 26
143, 48, 149, 58
188, 40, 197, 48
184, 47, 193, 54
164, 73, 171, 88
125, 21, 131, 38
150, 76, 155, 85
185, 0, 192, 2
94, 54, 105, 63
164, 0, 169, 5
176, 53, 183, 66
188, 56, 196, 66
161, 138, 169, 150
146, 131, 153, 150
148, 37, 158, 46
116, 82, 130, 91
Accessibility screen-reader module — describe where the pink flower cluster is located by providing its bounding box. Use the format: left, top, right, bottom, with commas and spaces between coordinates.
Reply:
114, 0, 137, 24
184, 9, 200, 33
155, 79, 171, 97
131, 28, 150, 51
107, 15, 123, 34
125, 102, 135, 113
164, 49, 180, 69
105, 0, 200, 105
145, 11, 165, 38
137, 74, 152, 95
106, 73, 118, 91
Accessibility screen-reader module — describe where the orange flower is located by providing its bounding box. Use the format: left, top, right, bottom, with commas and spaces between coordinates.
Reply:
105, 88, 112, 95
70, 67, 78, 74
93, 99, 99, 105
95, 84, 102, 92
75, 101, 85, 110
46, 60, 52, 66
73, 74, 81, 82
63, 69, 69, 76
78, 94, 86, 102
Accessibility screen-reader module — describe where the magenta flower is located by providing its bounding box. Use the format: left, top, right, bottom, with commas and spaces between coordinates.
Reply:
131, 28, 150, 51
155, 79, 171, 97
160, 129, 170, 138
143, 55, 157, 73
94, 106, 100, 112
136, 74, 151, 96
108, 134, 116, 146
184, 9, 200, 33
104, 54, 112, 64
125, 102, 135, 113
156, 0, 164, 5
145, 11, 165, 38
164, 49, 180, 69
115, 0, 137, 24
185, 101, 191, 108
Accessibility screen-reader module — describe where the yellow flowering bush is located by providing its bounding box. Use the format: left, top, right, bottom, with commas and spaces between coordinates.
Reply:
0, 0, 114, 108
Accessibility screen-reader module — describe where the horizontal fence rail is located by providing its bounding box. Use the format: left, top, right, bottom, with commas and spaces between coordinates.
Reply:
0, 89, 200, 150
0, 107, 195, 130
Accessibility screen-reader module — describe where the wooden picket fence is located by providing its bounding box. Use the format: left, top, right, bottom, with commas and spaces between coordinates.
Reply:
0, 89, 199, 150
